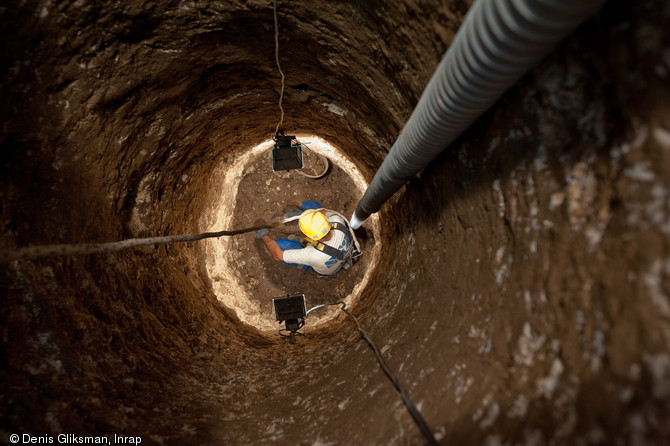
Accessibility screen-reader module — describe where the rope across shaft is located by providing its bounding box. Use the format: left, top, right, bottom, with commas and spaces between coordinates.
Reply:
0, 207, 358, 263
0, 222, 279, 263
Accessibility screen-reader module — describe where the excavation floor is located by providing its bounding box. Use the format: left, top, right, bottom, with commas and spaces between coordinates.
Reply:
220, 147, 375, 328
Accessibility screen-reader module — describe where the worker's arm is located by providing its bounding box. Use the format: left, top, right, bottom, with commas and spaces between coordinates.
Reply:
260, 235, 284, 262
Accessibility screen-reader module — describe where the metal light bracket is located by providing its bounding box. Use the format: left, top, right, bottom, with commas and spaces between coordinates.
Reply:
272, 130, 303, 171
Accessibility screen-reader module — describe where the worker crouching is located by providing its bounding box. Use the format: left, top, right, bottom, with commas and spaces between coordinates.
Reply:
257, 200, 355, 277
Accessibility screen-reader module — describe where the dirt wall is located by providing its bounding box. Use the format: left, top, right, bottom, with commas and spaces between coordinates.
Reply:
1, 0, 669, 444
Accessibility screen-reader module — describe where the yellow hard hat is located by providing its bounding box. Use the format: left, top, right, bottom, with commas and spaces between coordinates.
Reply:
299, 210, 331, 240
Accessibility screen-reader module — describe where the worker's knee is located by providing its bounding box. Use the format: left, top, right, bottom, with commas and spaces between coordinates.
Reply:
276, 238, 302, 251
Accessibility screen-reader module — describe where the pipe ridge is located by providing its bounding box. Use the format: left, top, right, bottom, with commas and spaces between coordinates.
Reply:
516, 0, 600, 29
475, 6, 541, 76
351, 0, 607, 227
459, 32, 512, 92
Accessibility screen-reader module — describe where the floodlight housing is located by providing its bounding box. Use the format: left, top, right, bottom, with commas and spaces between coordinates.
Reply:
272, 132, 303, 171
272, 294, 307, 322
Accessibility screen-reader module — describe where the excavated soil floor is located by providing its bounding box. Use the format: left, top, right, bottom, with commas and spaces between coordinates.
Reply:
202, 140, 378, 332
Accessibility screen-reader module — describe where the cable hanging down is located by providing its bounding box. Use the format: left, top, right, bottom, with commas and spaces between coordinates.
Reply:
306, 302, 439, 446
273, 0, 285, 136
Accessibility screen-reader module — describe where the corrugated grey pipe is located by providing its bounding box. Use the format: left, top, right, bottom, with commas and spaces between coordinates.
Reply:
350, 0, 607, 229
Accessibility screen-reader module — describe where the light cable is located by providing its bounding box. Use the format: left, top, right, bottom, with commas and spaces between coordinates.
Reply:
273, 0, 285, 136
306, 302, 439, 445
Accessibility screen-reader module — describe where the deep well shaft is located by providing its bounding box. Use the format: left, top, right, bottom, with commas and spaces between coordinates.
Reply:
1, 0, 669, 444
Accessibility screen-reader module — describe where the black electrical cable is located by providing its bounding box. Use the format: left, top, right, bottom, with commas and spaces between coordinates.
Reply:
309, 302, 440, 445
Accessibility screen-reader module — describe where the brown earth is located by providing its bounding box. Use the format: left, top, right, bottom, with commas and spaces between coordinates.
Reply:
1, 0, 669, 445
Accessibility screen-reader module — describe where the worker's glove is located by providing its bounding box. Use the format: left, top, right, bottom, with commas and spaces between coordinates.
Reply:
256, 228, 269, 239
